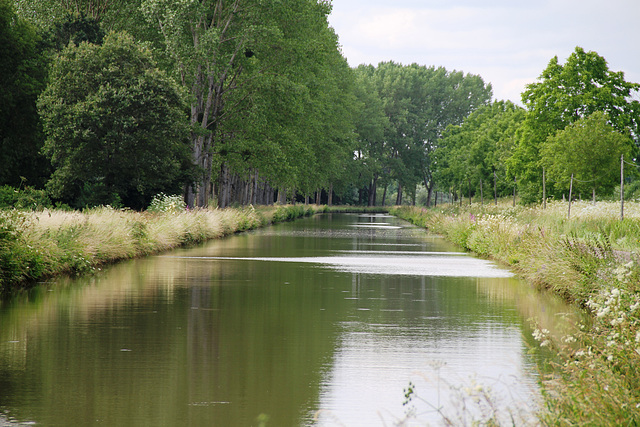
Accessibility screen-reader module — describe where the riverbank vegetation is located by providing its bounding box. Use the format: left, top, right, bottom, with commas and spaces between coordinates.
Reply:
0, 203, 323, 292
0, 200, 391, 292
391, 202, 640, 425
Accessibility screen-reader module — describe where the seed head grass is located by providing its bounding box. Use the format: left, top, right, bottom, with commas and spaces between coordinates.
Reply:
0, 204, 322, 291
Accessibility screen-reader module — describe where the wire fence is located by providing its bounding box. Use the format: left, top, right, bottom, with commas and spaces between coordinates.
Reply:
441, 155, 636, 221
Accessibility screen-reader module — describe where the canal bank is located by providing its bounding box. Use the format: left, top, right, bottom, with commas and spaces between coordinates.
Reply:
391, 203, 640, 426
0, 205, 387, 293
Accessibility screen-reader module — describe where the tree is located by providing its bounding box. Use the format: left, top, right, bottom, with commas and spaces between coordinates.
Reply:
141, 0, 258, 208
38, 31, 190, 209
511, 47, 640, 202
352, 65, 389, 205
0, 0, 50, 188
541, 111, 634, 202
436, 101, 525, 203
361, 62, 491, 206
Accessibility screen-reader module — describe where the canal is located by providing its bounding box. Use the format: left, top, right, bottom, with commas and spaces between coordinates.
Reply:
0, 213, 572, 426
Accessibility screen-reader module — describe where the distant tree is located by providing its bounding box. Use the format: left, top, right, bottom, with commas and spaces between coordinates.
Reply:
0, 0, 50, 188
436, 101, 525, 202
362, 62, 492, 206
540, 111, 634, 202
510, 47, 640, 202
38, 31, 191, 209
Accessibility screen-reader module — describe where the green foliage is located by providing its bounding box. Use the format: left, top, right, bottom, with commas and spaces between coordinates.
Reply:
38, 31, 191, 209
47, 12, 105, 49
511, 47, 640, 203
437, 101, 525, 201
271, 205, 308, 223
0, 185, 52, 210
147, 193, 186, 214
541, 112, 634, 198
0, 0, 51, 188
0, 210, 47, 290
355, 62, 492, 206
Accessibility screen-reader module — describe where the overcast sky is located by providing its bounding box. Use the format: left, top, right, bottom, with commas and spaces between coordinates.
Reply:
327, 0, 640, 104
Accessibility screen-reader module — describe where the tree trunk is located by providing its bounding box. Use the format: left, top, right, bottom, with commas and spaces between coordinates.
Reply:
396, 183, 403, 205
328, 183, 333, 206
424, 177, 434, 208
218, 163, 230, 209
381, 185, 387, 206
368, 175, 378, 206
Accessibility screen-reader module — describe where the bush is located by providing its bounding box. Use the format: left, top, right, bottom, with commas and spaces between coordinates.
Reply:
0, 185, 52, 210
148, 193, 186, 214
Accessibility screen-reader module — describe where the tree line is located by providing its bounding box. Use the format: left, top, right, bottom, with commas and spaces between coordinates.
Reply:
2, 0, 639, 210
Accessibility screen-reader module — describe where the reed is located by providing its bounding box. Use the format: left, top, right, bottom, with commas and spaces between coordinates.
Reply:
391, 201, 640, 425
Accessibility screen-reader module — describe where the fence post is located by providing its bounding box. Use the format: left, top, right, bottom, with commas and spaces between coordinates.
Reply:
568, 173, 574, 219
494, 171, 497, 205
543, 167, 546, 209
621, 154, 624, 221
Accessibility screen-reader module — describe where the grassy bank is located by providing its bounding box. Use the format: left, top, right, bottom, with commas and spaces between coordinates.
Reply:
0, 204, 328, 292
391, 201, 640, 425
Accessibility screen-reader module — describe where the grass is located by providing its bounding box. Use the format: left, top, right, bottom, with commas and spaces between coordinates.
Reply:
391, 200, 640, 425
0, 204, 327, 292
0, 202, 390, 292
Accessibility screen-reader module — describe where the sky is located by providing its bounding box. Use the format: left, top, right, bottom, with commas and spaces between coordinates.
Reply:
327, 0, 640, 104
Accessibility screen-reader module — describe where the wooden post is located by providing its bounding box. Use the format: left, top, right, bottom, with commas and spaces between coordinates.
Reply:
543, 167, 546, 209
621, 154, 625, 221
568, 173, 574, 219
513, 176, 516, 207
494, 171, 497, 205
468, 178, 472, 205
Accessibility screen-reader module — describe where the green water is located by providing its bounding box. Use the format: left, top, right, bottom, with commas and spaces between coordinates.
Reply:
0, 214, 573, 426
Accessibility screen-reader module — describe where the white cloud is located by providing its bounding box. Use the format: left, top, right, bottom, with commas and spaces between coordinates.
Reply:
328, 0, 640, 104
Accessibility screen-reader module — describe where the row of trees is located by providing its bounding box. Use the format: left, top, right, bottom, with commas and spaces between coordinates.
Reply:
2, 0, 639, 209
436, 47, 640, 205
3, 0, 364, 209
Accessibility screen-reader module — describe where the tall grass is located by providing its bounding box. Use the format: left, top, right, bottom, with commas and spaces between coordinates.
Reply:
391, 201, 640, 425
0, 204, 320, 292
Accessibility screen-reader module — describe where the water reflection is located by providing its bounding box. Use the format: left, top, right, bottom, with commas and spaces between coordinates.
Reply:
0, 214, 577, 426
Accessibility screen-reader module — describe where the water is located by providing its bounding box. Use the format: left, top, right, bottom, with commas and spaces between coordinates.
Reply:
0, 213, 574, 426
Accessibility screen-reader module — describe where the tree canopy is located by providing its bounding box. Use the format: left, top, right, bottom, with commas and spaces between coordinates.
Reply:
541, 111, 634, 201
38, 31, 190, 209
5, 0, 640, 210
0, 0, 50, 187
511, 47, 640, 202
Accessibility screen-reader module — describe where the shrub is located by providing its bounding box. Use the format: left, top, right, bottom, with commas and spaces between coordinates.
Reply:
148, 193, 186, 214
